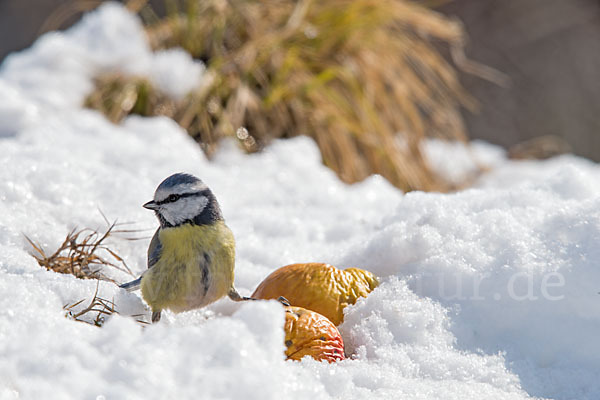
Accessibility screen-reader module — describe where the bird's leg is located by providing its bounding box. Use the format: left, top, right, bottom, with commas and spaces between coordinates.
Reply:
228, 288, 291, 306
228, 287, 255, 302
152, 310, 162, 323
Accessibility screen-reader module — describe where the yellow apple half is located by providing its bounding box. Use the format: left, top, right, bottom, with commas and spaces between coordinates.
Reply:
253, 263, 378, 325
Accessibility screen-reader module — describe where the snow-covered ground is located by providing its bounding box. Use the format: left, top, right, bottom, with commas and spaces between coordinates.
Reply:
1, 3, 599, 399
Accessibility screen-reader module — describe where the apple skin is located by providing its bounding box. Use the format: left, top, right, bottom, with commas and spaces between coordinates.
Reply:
284, 306, 345, 362
253, 263, 379, 325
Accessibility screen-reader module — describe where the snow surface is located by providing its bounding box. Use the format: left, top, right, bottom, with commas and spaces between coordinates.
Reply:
1, 3, 599, 399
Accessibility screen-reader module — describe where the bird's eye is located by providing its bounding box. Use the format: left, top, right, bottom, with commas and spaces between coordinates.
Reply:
168, 194, 180, 202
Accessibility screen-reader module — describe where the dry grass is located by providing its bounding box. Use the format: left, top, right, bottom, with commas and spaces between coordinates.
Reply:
26, 216, 151, 327
83, 0, 504, 191
508, 135, 571, 160
26, 218, 137, 284
85, 74, 178, 123
64, 282, 149, 327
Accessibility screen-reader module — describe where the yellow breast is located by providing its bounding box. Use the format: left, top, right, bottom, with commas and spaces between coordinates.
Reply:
141, 221, 236, 313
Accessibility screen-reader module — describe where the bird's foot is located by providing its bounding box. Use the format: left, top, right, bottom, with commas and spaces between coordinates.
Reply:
277, 296, 291, 307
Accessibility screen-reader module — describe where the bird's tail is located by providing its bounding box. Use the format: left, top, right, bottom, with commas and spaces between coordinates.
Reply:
119, 277, 142, 292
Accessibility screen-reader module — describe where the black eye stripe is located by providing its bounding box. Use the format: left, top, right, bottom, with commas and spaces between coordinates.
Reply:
155, 190, 209, 205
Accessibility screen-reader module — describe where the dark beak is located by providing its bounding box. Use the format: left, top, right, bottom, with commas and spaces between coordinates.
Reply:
143, 200, 159, 210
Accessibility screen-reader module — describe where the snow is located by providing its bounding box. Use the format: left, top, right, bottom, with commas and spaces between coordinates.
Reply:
1, 3, 599, 399
423, 138, 506, 186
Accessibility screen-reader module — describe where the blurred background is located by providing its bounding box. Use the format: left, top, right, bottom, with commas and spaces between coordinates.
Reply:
2, 0, 599, 188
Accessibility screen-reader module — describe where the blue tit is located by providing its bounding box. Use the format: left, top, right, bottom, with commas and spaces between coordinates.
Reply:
120, 173, 249, 322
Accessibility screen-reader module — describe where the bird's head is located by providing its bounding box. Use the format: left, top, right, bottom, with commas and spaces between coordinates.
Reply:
144, 173, 223, 228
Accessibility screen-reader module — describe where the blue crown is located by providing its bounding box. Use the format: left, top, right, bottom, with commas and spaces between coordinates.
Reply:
157, 173, 202, 191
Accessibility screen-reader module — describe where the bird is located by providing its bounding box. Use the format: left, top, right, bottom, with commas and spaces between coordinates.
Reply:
120, 173, 250, 323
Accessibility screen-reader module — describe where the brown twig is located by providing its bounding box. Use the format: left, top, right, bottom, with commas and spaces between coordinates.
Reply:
25, 218, 139, 283
64, 281, 149, 326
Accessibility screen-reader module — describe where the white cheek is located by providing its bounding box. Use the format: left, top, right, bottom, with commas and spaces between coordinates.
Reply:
159, 208, 178, 226
160, 197, 209, 225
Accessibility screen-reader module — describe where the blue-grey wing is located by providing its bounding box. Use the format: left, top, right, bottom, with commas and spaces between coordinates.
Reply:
147, 228, 162, 269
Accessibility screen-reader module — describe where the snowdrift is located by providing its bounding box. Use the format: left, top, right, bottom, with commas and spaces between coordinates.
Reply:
0, 4, 598, 399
